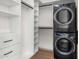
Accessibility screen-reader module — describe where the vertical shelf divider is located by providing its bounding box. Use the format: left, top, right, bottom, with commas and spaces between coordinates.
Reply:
34, 0, 39, 53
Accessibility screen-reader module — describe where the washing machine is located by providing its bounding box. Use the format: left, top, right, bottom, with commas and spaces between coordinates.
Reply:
53, 3, 77, 32
54, 32, 77, 59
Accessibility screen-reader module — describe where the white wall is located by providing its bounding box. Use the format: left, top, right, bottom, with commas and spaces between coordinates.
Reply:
39, 5, 53, 28
39, 5, 53, 51
21, 4, 34, 59
75, 0, 78, 7
39, 29, 53, 51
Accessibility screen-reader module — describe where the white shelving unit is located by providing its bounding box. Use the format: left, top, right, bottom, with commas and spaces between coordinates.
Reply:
34, 0, 39, 53
0, 6, 20, 17
21, 1, 35, 59
0, 0, 20, 6
0, 0, 39, 59
0, 0, 21, 59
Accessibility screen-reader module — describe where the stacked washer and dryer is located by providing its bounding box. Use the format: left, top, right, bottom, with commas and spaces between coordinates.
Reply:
53, 2, 78, 59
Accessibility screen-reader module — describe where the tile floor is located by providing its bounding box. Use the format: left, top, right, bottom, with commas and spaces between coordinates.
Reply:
31, 49, 54, 59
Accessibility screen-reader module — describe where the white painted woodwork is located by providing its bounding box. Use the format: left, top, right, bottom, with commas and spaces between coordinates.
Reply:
0, 0, 21, 59
21, 4, 34, 59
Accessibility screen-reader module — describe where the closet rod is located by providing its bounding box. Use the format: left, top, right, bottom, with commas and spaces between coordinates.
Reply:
39, 27, 53, 29
39, 4, 52, 7
21, 2, 33, 9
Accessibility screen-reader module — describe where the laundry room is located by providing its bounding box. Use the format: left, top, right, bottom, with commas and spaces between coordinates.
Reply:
0, 0, 78, 59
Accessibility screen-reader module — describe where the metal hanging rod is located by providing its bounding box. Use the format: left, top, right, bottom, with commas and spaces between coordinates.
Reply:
39, 4, 52, 7
21, 2, 33, 9
39, 27, 53, 29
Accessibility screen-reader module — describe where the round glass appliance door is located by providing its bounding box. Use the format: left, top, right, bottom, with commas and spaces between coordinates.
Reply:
54, 7, 74, 25
55, 38, 75, 55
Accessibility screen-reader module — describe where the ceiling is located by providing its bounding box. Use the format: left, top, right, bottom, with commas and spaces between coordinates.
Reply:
39, 0, 59, 6
40, 0, 59, 3
39, 0, 75, 6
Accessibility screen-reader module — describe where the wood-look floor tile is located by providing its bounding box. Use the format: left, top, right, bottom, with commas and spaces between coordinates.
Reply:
31, 49, 54, 59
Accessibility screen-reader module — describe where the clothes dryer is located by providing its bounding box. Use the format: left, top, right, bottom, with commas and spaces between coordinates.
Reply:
53, 3, 77, 32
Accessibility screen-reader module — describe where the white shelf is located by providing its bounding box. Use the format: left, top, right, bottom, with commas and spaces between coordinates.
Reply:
34, 31, 38, 34
34, 40, 38, 44
34, 6, 39, 10
34, 44, 38, 53
34, 7, 39, 11
34, 34, 38, 38
0, 5, 19, 16
35, 23, 38, 27
34, 12, 39, 16
0, 0, 20, 6
34, 15, 39, 17
0, 10, 20, 17
34, 0, 39, 54
34, 21, 38, 24
0, 29, 10, 33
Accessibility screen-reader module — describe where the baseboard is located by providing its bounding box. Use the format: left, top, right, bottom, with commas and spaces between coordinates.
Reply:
30, 51, 39, 59
39, 48, 53, 53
